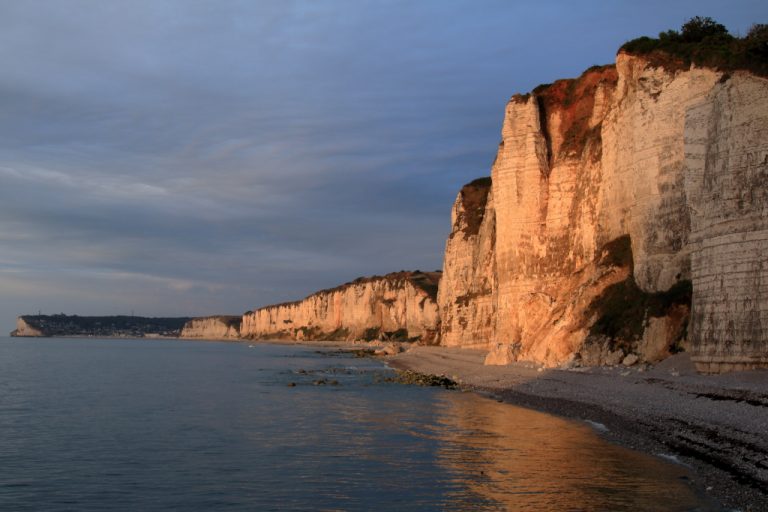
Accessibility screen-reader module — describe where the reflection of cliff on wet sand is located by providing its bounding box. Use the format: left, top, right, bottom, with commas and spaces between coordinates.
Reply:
432, 392, 711, 511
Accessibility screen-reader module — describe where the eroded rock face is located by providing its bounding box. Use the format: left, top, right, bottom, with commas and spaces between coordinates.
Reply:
180, 316, 241, 340
441, 54, 768, 372
241, 271, 440, 343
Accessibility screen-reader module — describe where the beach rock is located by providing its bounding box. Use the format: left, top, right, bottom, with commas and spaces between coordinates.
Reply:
395, 370, 458, 389
622, 354, 639, 366
382, 343, 403, 355
604, 350, 625, 367
560, 353, 581, 369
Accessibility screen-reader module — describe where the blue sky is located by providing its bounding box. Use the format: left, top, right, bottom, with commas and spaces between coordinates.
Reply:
0, 1, 763, 331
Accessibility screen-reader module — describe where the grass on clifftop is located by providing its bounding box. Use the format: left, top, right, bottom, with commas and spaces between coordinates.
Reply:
621, 17, 768, 77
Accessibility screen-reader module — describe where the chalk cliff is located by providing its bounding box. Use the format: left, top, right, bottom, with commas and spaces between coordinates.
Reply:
438, 177, 496, 348
241, 271, 440, 343
180, 316, 241, 340
440, 52, 768, 373
11, 317, 45, 337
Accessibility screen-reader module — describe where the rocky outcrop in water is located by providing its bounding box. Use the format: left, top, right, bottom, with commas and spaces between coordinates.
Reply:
241, 271, 440, 343
439, 50, 768, 373
180, 316, 241, 340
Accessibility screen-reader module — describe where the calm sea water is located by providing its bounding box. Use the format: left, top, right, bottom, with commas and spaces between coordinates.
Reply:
0, 336, 717, 511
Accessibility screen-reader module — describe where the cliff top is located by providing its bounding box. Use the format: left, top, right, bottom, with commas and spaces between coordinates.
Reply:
19, 313, 192, 324
510, 18, 766, 117
251, 270, 442, 313
619, 17, 768, 77
188, 315, 242, 327
511, 65, 618, 164
511, 64, 617, 104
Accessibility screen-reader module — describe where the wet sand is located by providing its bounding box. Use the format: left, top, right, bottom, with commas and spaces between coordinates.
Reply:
387, 346, 768, 511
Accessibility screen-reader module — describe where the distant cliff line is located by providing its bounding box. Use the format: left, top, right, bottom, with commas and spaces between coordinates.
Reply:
241, 270, 441, 343
11, 314, 192, 338
10, 271, 441, 344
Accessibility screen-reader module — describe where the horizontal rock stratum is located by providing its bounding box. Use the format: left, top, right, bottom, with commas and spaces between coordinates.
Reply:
441, 50, 768, 373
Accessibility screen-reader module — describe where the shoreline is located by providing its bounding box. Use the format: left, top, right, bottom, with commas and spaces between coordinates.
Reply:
386, 346, 768, 512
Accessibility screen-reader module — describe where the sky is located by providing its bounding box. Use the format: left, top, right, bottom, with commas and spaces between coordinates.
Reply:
0, 1, 763, 331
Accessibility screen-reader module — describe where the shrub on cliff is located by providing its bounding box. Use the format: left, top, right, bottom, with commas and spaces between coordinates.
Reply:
621, 17, 768, 77
680, 16, 729, 43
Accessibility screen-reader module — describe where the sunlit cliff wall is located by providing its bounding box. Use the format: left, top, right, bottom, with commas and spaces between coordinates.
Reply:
241, 271, 440, 343
439, 53, 768, 372
180, 316, 241, 340
438, 177, 496, 348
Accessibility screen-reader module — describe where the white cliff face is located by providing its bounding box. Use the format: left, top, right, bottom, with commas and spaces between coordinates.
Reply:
488, 66, 631, 366
11, 317, 44, 337
241, 272, 440, 343
684, 73, 768, 372
600, 55, 719, 292
442, 54, 768, 372
180, 316, 241, 340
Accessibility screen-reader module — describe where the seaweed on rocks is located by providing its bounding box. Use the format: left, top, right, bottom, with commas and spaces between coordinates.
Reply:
395, 370, 459, 389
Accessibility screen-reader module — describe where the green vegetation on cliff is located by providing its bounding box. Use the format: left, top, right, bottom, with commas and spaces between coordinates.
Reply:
621, 17, 768, 76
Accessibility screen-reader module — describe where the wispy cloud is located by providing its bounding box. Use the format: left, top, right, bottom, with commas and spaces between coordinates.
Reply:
0, 165, 169, 199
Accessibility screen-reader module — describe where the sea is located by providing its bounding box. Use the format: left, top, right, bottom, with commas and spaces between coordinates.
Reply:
0, 336, 719, 511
